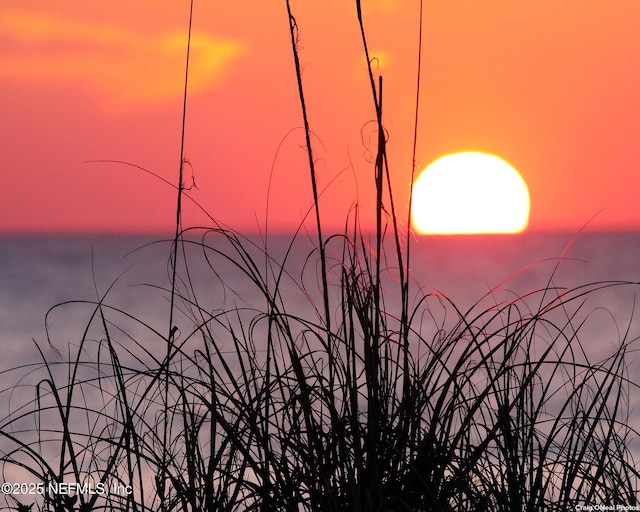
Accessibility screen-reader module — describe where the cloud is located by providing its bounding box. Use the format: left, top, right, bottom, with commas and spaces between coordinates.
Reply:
368, 49, 393, 72
362, 0, 397, 14
0, 10, 244, 109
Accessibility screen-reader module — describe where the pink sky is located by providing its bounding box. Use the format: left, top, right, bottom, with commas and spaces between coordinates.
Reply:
1, 1, 640, 233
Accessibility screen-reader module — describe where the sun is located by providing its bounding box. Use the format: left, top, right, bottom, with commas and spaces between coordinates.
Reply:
411, 152, 530, 235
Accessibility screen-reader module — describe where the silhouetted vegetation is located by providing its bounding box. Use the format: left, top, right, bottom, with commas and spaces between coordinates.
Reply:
1, 1, 639, 511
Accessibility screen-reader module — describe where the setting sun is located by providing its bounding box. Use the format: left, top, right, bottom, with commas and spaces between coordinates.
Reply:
411, 152, 530, 235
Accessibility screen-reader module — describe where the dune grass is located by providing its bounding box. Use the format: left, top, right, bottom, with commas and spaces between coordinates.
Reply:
2, 1, 640, 511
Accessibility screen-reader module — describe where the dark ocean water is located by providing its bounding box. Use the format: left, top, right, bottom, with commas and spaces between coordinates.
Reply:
1, 231, 639, 368
1, 230, 640, 491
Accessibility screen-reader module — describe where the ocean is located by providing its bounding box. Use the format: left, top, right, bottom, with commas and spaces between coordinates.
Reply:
1, 230, 640, 371
1, 230, 640, 503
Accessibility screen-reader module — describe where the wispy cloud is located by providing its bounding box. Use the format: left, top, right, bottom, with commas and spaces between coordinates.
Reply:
0, 10, 245, 109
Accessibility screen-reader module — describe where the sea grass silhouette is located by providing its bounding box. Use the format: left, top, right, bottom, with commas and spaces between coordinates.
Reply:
1, 2, 639, 511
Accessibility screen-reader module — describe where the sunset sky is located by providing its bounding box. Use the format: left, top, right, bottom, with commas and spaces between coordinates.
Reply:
1, 1, 639, 234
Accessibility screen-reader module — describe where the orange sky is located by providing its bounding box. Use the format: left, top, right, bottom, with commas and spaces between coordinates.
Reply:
1, 1, 639, 234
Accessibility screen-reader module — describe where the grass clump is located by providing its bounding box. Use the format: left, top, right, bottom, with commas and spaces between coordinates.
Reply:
1, 1, 639, 511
